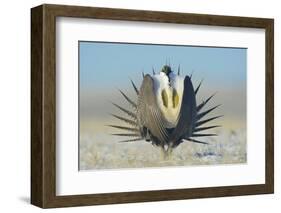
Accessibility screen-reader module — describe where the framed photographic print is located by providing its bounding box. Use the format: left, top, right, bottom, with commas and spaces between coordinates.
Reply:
31, 4, 274, 208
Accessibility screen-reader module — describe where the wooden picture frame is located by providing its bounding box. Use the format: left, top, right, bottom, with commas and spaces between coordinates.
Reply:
31, 4, 274, 208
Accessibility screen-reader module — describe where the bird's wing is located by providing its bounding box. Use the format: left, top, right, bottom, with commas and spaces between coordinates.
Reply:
171, 76, 197, 142
137, 74, 169, 144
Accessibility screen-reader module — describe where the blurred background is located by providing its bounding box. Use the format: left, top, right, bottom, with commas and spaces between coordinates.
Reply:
79, 41, 247, 170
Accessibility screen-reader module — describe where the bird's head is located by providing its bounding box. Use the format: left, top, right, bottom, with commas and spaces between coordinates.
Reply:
161, 65, 172, 76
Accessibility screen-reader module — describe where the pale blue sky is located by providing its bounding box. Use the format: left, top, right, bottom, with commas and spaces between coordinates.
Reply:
79, 41, 246, 91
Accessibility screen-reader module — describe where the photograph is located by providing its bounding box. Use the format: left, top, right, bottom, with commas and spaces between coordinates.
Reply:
30, 4, 274, 208
79, 41, 247, 170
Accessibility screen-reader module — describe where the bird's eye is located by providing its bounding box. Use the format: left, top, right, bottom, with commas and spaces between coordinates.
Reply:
161, 89, 168, 108
172, 89, 179, 108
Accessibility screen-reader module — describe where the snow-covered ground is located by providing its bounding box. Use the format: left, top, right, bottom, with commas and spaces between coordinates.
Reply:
79, 125, 246, 170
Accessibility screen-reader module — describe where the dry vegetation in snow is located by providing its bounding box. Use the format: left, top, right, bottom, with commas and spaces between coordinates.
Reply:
79, 120, 246, 170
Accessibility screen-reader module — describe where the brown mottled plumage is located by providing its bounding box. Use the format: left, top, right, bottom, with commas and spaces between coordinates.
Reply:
109, 65, 222, 156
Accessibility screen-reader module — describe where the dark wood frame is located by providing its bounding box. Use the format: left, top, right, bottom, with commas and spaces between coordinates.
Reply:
31, 4, 274, 208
